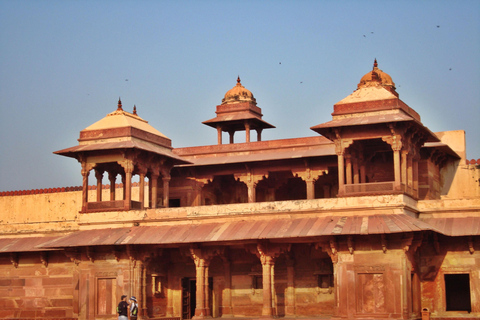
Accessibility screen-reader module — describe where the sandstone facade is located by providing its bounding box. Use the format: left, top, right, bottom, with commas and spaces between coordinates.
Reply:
1, 62, 479, 319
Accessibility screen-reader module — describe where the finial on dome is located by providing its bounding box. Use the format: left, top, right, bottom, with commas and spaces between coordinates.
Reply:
117, 97, 123, 111
237, 76, 241, 85
133, 105, 137, 115
373, 58, 378, 69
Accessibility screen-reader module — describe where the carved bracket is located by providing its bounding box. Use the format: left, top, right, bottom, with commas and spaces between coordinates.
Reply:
468, 236, 475, 254
347, 236, 354, 255
64, 249, 80, 265
40, 252, 48, 267
252, 241, 290, 265
381, 234, 387, 253
113, 247, 121, 262
10, 253, 18, 268
316, 238, 338, 263
86, 246, 95, 263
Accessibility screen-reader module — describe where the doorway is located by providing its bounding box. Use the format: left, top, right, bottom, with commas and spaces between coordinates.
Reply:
182, 278, 196, 319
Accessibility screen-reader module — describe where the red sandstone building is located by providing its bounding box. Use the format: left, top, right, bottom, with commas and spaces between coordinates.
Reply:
0, 61, 479, 319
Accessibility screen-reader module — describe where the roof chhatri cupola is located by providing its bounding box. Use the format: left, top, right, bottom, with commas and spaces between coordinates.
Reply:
55, 98, 189, 212
311, 59, 440, 199
357, 58, 398, 97
203, 76, 275, 144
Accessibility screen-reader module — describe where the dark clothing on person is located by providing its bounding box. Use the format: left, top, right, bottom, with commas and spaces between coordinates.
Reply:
117, 300, 128, 316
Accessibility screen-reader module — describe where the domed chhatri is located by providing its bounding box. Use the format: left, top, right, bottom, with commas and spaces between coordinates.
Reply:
358, 59, 397, 96
222, 76, 257, 105
203, 76, 274, 144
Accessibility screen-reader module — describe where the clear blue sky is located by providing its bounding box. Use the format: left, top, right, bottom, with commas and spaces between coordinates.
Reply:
1, 0, 479, 192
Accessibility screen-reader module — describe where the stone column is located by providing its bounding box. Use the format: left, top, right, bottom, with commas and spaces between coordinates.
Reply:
337, 153, 345, 195
256, 128, 263, 142
217, 126, 223, 145
162, 174, 171, 208
190, 248, 212, 319
221, 258, 233, 317
108, 172, 116, 201
195, 258, 207, 318
407, 153, 413, 194
295, 169, 326, 200
236, 173, 262, 203
139, 172, 145, 209
393, 149, 401, 191
245, 122, 251, 143
413, 156, 419, 198
401, 150, 408, 191
345, 154, 352, 185
285, 257, 296, 317
228, 131, 235, 144
134, 259, 146, 318
166, 266, 174, 317
261, 255, 275, 317
254, 242, 290, 318
121, 173, 126, 200
150, 173, 159, 209
95, 169, 103, 202
81, 162, 94, 212
204, 262, 211, 317
123, 161, 134, 210
306, 177, 315, 200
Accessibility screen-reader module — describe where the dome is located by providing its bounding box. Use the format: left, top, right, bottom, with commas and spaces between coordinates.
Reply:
222, 76, 257, 105
357, 59, 397, 94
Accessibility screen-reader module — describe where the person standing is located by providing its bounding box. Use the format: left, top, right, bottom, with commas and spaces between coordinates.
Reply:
117, 295, 129, 320
130, 296, 139, 320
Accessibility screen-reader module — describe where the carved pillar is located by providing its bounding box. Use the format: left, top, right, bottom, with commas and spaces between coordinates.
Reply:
166, 266, 174, 316
221, 257, 233, 317
261, 254, 275, 317
245, 121, 251, 143
345, 154, 352, 185
393, 149, 401, 190
150, 173, 158, 208
228, 130, 234, 144
108, 172, 116, 201
254, 242, 291, 318
121, 173, 126, 200
236, 173, 262, 203
95, 169, 103, 202
134, 259, 145, 318
256, 128, 263, 142
285, 256, 296, 317
306, 177, 315, 200
217, 126, 223, 145
407, 153, 413, 194
138, 166, 147, 209
119, 160, 134, 210
401, 150, 408, 190
81, 162, 94, 212
384, 127, 403, 192
204, 262, 211, 317
296, 169, 326, 200
194, 181, 205, 206
334, 136, 353, 196
190, 248, 214, 319
162, 175, 171, 208
337, 152, 345, 194
317, 240, 339, 317
413, 155, 419, 198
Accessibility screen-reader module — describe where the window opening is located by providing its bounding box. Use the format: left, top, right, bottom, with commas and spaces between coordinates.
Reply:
445, 274, 471, 312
